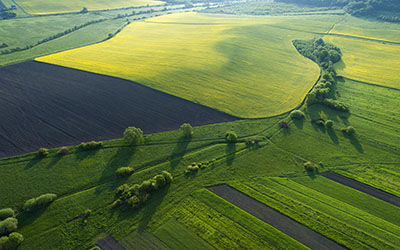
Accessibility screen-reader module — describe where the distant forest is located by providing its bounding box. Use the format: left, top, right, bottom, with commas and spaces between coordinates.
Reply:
276, 0, 400, 16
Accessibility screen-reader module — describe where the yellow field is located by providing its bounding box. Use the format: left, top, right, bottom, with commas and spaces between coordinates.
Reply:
37, 12, 321, 118
326, 36, 400, 89
16, 0, 164, 15
331, 15, 400, 43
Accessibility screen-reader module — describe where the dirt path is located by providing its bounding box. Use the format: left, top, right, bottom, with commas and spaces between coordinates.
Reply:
321, 172, 400, 207
207, 184, 345, 250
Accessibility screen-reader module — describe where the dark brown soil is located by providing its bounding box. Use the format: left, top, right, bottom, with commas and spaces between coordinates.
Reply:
322, 171, 400, 207
96, 235, 125, 250
207, 184, 345, 250
0, 61, 238, 157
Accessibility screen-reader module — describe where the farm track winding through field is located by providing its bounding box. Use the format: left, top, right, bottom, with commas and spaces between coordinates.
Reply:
207, 184, 346, 249
0, 61, 238, 157
321, 172, 400, 207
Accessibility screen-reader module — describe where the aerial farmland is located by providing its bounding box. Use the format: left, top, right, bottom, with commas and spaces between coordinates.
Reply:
0, 0, 399, 249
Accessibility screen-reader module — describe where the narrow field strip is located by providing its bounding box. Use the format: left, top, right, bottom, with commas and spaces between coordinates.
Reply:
321, 172, 400, 207
207, 184, 344, 250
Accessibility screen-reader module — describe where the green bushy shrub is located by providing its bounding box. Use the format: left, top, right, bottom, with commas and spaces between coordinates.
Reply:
289, 110, 305, 120
115, 167, 134, 177
57, 146, 69, 155
0, 218, 18, 236
225, 131, 238, 143
304, 161, 318, 172
124, 127, 144, 145
0, 209, 14, 221
341, 126, 356, 135
23, 193, 57, 212
186, 163, 199, 173
325, 120, 334, 128
37, 148, 49, 158
79, 141, 103, 151
180, 123, 193, 138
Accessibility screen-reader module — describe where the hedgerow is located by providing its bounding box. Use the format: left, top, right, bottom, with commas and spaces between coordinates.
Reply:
23, 193, 57, 212
57, 146, 69, 155
37, 148, 49, 158
79, 141, 103, 151
0, 232, 24, 249
113, 171, 173, 209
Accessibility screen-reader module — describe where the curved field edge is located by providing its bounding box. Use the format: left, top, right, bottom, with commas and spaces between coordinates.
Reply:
36, 12, 322, 118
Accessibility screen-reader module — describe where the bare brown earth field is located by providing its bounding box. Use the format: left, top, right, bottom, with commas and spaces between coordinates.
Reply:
0, 61, 237, 157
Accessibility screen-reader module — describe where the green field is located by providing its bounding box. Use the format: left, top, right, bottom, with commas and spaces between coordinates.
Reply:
15, 0, 164, 15
37, 12, 324, 118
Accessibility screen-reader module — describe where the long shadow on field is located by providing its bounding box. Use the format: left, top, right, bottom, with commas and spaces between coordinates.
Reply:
169, 138, 191, 169
97, 146, 137, 189
293, 119, 304, 130
226, 143, 236, 166
346, 134, 364, 153
17, 208, 47, 228
46, 155, 63, 168
327, 128, 339, 144
137, 185, 170, 232
24, 156, 43, 169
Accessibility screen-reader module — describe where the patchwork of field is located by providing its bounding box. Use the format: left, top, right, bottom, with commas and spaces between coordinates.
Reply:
327, 36, 400, 89
231, 177, 400, 249
37, 12, 321, 118
0, 61, 236, 157
15, 0, 164, 15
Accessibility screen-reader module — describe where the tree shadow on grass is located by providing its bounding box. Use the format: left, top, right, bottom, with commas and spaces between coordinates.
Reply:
346, 134, 364, 153
46, 155, 63, 168
327, 128, 339, 144
17, 207, 47, 228
306, 170, 318, 180
74, 149, 98, 162
226, 143, 236, 166
97, 146, 137, 186
24, 156, 42, 169
136, 185, 170, 232
292, 118, 304, 130
169, 137, 191, 170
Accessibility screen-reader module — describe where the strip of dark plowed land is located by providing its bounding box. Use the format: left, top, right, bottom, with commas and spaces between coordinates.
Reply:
321, 172, 400, 207
207, 184, 345, 250
96, 235, 125, 250
0, 61, 238, 157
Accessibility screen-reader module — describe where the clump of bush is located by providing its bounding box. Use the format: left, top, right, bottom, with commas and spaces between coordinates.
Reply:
279, 121, 289, 129
180, 123, 193, 138
225, 131, 238, 143
124, 127, 144, 145
341, 126, 356, 135
79, 141, 103, 151
37, 148, 49, 158
0, 209, 14, 221
245, 138, 260, 147
0, 218, 18, 236
312, 118, 325, 126
23, 193, 57, 212
57, 146, 69, 155
115, 167, 134, 177
304, 161, 318, 172
290, 110, 305, 120
113, 171, 173, 209
325, 120, 334, 128
0, 232, 24, 249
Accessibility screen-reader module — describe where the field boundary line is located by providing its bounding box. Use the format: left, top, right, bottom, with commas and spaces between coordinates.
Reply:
321, 172, 400, 207
343, 77, 400, 92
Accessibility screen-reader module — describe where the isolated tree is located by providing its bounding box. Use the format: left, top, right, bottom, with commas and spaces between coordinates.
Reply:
289, 110, 305, 120
124, 127, 144, 145
180, 123, 193, 138
225, 131, 238, 143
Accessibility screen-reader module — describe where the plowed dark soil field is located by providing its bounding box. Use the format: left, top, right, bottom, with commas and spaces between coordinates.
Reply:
0, 61, 237, 157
